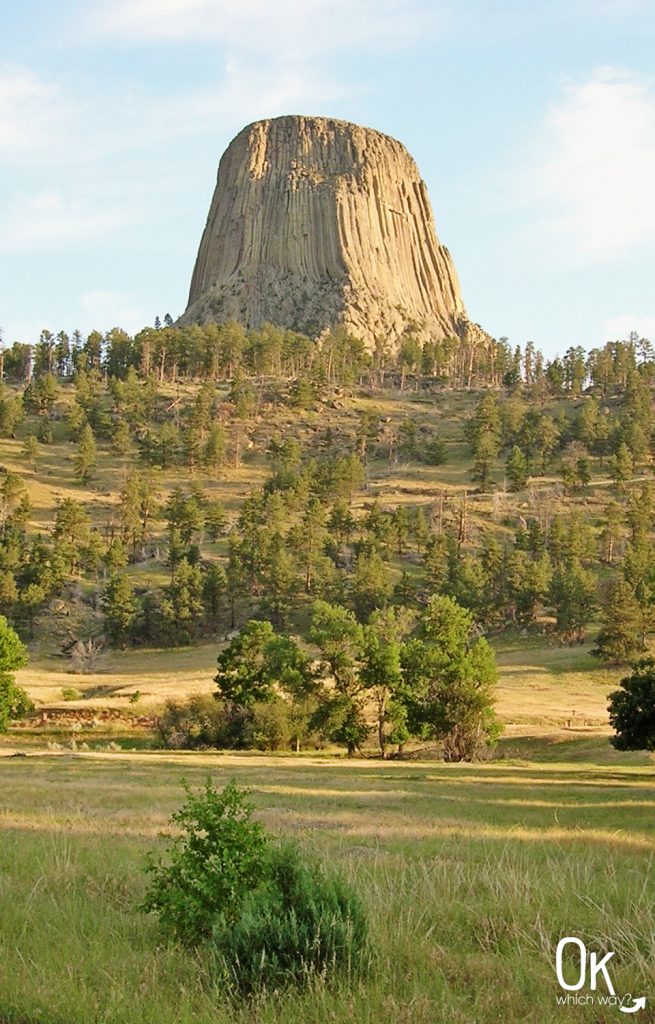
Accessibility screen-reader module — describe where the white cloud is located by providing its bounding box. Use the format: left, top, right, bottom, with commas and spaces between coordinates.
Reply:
602, 312, 655, 341
524, 68, 655, 263
0, 64, 76, 161
86, 0, 432, 54
79, 290, 149, 334
0, 191, 141, 254
132, 57, 344, 147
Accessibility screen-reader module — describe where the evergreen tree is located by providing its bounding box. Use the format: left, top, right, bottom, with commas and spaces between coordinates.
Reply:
21, 435, 38, 468
113, 419, 132, 456
161, 559, 204, 645
360, 607, 411, 755
101, 574, 139, 644
611, 442, 633, 491
549, 560, 596, 642
74, 424, 98, 483
203, 423, 227, 475
471, 433, 498, 491
592, 579, 646, 664
506, 446, 529, 491
351, 550, 392, 620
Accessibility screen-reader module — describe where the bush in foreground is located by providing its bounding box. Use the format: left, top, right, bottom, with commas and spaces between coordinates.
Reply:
142, 779, 268, 944
142, 780, 368, 992
213, 842, 369, 994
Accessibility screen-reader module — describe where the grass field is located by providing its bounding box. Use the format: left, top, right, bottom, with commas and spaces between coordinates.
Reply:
1, 748, 654, 1023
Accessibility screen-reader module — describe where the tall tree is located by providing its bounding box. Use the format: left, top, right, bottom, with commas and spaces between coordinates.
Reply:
74, 424, 98, 483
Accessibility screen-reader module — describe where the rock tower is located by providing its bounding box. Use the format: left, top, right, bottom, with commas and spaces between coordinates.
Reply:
181, 115, 483, 346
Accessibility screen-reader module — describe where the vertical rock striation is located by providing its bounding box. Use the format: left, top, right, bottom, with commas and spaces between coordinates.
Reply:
181, 115, 484, 346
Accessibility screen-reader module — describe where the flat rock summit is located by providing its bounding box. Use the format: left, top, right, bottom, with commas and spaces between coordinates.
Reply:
181, 115, 484, 347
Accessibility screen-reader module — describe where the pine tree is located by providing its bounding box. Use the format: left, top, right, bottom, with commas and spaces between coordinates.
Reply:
549, 560, 596, 643
101, 574, 139, 644
22, 435, 38, 468
592, 580, 645, 663
74, 424, 97, 483
471, 433, 498, 491
506, 445, 529, 491
611, 442, 633, 491
113, 419, 132, 456
203, 423, 227, 475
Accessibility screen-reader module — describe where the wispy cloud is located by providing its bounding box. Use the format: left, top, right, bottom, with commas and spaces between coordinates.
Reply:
79, 290, 150, 334
602, 312, 655, 341
85, 0, 434, 55
0, 63, 80, 163
0, 191, 142, 254
521, 67, 655, 263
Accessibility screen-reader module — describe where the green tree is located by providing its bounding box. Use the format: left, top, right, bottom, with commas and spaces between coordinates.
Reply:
141, 780, 268, 944
535, 415, 560, 473
351, 550, 392, 620
309, 600, 367, 756
53, 498, 91, 575
0, 615, 31, 732
74, 424, 98, 483
22, 435, 38, 468
202, 563, 227, 624
203, 424, 227, 475
506, 445, 529, 491
158, 421, 179, 469
101, 574, 139, 645
471, 433, 498, 491
611, 442, 633, 491
113, 418, 132, 456
360, 607, 411, 755
549, 560, 596, 642
608, 659, 655, 751
257, 534, 297, 628
215, 620, 311, 709
205, 502, 228, 542
592, 579, 645, 664
161, 559, 204, 644
401, 595, 500, 761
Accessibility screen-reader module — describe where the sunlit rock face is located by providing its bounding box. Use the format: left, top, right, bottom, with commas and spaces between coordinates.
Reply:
181, 115, 483, 346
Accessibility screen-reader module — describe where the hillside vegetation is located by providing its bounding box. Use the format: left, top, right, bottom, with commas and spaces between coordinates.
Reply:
1, 323, 654, 752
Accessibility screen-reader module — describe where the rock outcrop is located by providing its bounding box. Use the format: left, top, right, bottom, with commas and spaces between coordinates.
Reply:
181, 115, 484, 347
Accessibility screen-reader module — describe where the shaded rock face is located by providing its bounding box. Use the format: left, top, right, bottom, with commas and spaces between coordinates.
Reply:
181, 115, 481, 346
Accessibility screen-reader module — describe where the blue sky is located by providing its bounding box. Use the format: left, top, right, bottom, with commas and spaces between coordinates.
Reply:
2, 0, 655, 356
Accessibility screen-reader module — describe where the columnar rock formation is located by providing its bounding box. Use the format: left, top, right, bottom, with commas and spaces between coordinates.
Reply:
181, 115, 484, 347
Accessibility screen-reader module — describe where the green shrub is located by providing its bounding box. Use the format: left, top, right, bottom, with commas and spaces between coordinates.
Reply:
142, 781, 369, 994
212, 842, 369, 994
141, 780, 268, 945
244, 698, 292, 750
0, 676, 33, 731
155, 694, 310, 752
61, 687, 82, 701
154, 695, 248, 749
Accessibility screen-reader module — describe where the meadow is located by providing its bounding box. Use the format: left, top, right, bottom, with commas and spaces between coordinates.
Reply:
1, 747, 654, 1023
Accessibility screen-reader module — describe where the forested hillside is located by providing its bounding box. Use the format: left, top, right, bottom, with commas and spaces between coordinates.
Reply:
1, 322, 653, 754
